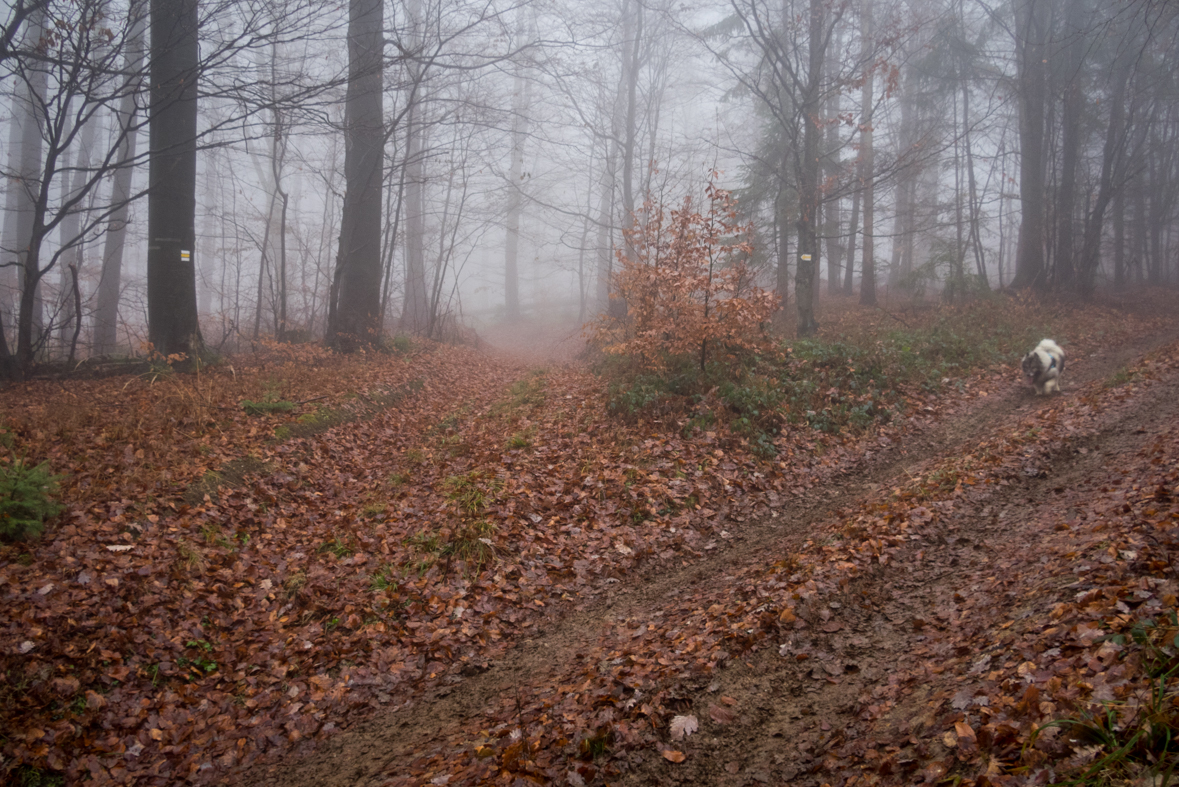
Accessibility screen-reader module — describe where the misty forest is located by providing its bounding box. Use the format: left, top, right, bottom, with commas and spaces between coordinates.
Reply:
2, 0, 1179, 785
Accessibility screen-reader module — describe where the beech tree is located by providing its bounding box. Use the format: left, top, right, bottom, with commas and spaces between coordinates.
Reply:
593, 178, 777, 374
327, 0, 383, 350
91, 4, 145, 356
0, 0, 150, 376
146, 0, 203, 358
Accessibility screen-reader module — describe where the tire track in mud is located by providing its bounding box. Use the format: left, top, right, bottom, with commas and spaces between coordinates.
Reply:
235, 331, 1178, 787
634, 353, 1179, 786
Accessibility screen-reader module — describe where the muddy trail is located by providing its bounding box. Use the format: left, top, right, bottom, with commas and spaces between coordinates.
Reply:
231, 326, 1179, 787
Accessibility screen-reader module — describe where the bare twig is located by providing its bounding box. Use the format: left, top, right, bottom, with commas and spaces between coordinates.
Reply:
875, 304, 913, 330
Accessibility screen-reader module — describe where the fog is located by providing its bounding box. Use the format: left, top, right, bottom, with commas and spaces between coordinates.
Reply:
1, 0, 1176, 367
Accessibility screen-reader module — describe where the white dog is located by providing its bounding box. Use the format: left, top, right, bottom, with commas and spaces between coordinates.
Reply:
1022, 339, 1065, 394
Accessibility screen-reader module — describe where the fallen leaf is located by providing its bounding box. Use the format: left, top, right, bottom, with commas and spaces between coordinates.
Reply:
709, 704, 737, 724
661, 749, 686, 763
669, 714, 698, 740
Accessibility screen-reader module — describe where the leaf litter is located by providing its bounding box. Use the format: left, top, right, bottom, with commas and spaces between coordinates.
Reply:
0, 302, 1176, 786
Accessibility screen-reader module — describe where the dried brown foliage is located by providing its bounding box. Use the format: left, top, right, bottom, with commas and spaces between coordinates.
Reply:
591, 177, 778, 374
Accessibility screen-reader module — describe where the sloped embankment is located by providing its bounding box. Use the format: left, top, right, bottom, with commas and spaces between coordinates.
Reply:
241, 339, 1179, 787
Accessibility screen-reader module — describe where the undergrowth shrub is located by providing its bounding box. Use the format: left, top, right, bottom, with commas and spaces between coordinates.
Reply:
380, 334, 412, 354
598, 297, 1051, 450
590, 175, 778, 378
0, 460, 63, 541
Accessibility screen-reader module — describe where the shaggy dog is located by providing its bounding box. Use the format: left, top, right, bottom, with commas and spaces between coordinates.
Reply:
1022, 339, 1065, 395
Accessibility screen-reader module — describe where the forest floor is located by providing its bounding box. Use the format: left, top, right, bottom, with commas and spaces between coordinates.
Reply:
2, 293, 1178, 787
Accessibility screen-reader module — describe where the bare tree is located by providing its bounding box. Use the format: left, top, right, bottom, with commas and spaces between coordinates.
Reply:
858, 0, 877, 306
93, 2, 146, 356
502, 3, 532, 321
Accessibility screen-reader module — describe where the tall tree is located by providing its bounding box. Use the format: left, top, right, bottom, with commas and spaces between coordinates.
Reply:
5, 5, 47, 370
858, 0, 876, 306
93, 2, 146, 356
1010, 0, 1050, 290
56, 109, 99, 354
329, 0, 384, 349
716, 0, 853, 336
147, 0, 203, 357
1051, 0, 1085, 289
503, 5, 532, 321
794, 0, 825, 335
399, 0, 429, 335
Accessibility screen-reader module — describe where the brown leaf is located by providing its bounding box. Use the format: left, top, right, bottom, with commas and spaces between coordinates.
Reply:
669, 714, 698, 741
662, 749, 686, 763
709, 703, 737, 725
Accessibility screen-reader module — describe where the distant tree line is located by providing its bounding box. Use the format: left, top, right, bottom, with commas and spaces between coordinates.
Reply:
0, 0, 1176, 377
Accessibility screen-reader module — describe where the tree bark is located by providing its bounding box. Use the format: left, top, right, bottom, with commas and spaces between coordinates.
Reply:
93, 2, 145, 356
845, 181, 859, 295
794, 0, 824, 337
7, 6, 48, 372
1011, 0, 1049, 291
91, 5, 142, 353
619, 0, 643, 242
1053, 0, 1085, 290
823, 25, 842, 294
329, 0, 384, 349
1077, 51, 1131, 297
858, 0, 876, 306
147, 0, 203, 358
503, 5, 530, 321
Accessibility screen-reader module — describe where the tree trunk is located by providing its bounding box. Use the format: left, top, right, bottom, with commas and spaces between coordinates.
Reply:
1011, 0, 1049, 291
1113, 187, 1125, 289
93, 2, 145, 356
888, 63, 916, 290
963, 81, 987, 282
824, 25, 842, 294
794, 0, 824, 337
845, 183, 859, 295
1054, 0, 1085, 290
57, 112, 98, 357
858, 0, 876, 306
595, 134, 618, 312
401, 102, 428, 333
503, 6, 530, 322
776, 183, 790, 307
620, 0, 643, 244
147, 0, 203, 358
7, 7, 48, 372
399, 0, 429, 334
1133, 172, 1147, 284
329, 0, 384, 349
1077, 51, 1131, 297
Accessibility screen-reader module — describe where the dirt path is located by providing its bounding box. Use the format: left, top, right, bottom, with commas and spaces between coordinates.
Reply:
234, 330, 1179, 787
624, 344, 1179, 786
